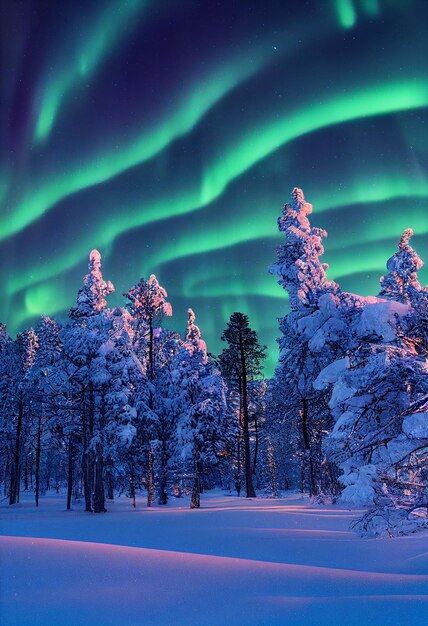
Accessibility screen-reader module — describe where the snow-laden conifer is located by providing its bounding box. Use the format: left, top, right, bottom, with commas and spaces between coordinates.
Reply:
268, 189, 344, 498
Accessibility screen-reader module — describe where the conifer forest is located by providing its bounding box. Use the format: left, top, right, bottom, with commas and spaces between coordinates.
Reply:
1, 188, 427, 539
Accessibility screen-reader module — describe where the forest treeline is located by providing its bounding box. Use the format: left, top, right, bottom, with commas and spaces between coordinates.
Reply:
1, 188, 427, 536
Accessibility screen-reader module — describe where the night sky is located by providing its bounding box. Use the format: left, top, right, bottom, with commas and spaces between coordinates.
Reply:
1, 0, 427, 374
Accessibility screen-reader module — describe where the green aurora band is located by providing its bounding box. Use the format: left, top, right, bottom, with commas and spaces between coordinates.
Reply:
5, 24, 295, 242
6, 80, 428, 297
34, 0, 148, 143
1, 0, 427, 376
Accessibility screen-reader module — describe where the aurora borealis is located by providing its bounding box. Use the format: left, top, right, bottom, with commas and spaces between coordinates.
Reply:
1, 0, 427, 374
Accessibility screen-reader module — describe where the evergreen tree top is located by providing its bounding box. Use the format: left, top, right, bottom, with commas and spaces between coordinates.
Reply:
185, 308, 207, 362
269, 188, 339, 312
220, 312, 266, 383
124, 274, 172, 323
379, 228, 424, 304
70, 249, 114, 320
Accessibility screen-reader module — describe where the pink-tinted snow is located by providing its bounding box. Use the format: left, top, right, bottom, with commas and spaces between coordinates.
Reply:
1, 492, 428, 625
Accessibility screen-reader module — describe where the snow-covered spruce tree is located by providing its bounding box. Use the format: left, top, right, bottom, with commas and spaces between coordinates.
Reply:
102, 308, 143, 508
124, 274, 172, 380
379, 229, 424, 303
124, 274, 172, 506
27, 316, 63, 506
62, 249, 115, 512
175, 309, 230, 508
47, 324, 85, 510
380, 228, 428, 357
0, 325, 10, 492
151, 329, 183, 504
269, 188, 344, 498
0, 328, 39, 504
317, 230, 428, 536
219, 312, 266, 498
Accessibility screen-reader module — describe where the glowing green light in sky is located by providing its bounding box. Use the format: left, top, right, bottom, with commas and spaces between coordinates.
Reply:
149, 175, 428, 273
5, 79, 428, 298
335, 0, 356, 28
15, 281, 69, 330
34, 0, 147, 143
180, 237, 427, 305
361, 0, 380, 15
200, 80, 428, 207
6, 47, 277, 242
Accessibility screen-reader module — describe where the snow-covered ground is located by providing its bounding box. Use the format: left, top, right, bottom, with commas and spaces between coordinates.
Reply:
1, 492, 428, 625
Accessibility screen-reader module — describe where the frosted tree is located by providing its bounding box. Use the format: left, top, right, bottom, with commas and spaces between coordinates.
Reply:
316, 229, 428, 535
103, 309, 143, 507
124, 274, 172, 379
380, 228, 428, 357
269, 187, 338, 311
379, 229, 424, 303
63, 249, 115, 512
124, 274, 172, 506
175, 309, 229, 508
1, 329, 39, 504
151, 329, 183, 504
268, 188, 343, 497
70, 249, 114, 320
28, 316, 63, 506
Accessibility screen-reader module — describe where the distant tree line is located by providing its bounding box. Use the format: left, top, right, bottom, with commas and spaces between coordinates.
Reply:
0, 252, 267, 511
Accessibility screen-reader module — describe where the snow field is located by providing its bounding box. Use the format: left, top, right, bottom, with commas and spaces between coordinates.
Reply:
1, 492, 428, 625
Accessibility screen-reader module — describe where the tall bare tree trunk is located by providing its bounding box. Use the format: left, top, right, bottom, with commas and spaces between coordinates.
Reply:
239, 334, 256, 498
147, 446, 155, 507
93, 394, 106, 513
67, 437, 73, 510
301, 398, 317, 497
191, 459, 202, 509
93, 442, 106, 513
81, 387, 92, 512
252, 412, 259, 475
129, 473, 136, 508
9, 395, 24, 505
236, 432, 241, 497
157, 438, 168, 505
35, 413, 42, 507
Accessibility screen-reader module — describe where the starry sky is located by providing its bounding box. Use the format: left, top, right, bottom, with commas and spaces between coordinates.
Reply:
1, 0, 427, 375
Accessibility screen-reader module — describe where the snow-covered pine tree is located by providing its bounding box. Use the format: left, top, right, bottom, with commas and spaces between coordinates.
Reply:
316, 229, 428, 535
0, 324, 13, 494
151, 329, 183, 504
62, 249, 115, 512
70, 249, 114, 320
268, 188, 343, 497
124, 274, 172, 380
380, 228, 428, 357
1, 328, 39, 504
175, 309, 229, 508
124, 274, 172, 506
28, 316, 63, 506
379, 229, 424, 303
102, 308, 143, 507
